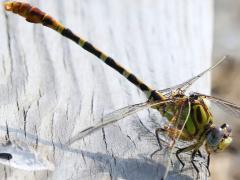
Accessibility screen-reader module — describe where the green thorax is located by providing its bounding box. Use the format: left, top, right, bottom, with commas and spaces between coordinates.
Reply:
160, 98, 213, 139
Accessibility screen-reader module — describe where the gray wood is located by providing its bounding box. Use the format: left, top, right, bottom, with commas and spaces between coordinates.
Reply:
0, 0, 212, 179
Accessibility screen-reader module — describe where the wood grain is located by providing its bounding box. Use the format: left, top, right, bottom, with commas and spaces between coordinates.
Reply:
0, 0, 212, 179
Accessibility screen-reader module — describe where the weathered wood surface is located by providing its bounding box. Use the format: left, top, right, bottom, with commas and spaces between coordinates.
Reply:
0, 0, 213, 179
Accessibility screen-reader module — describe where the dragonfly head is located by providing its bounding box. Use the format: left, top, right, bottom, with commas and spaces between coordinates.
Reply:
206, 123, 232, 152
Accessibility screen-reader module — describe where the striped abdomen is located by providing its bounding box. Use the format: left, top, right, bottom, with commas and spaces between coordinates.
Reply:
4, 1, 166, 101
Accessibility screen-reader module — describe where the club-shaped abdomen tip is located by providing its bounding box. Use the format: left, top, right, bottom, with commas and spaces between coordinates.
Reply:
3, 2, 13, 11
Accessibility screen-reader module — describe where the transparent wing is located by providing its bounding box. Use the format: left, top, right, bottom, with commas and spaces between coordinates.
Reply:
67, 100, 172, 145
133, 113, 192, 149
158, 56, 227, 96
192, 92, 240, 118
163, 98, 192, 179
132, 99, 193, 178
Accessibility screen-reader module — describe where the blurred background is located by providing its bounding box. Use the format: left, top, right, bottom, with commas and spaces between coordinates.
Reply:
212, 0, 240, 179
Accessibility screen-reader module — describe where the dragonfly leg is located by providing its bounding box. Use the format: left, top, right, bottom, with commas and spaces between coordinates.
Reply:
176, 148, 186, 171
150, 149, 160, 159
152, 125, 194, 160
155, 128, 164, 150
191, 150, 200, 177
150, 126, 178, 159
176, 143, 198, 172
204, 144, 211, 176
193, 150, 211, 176
197, 150, 203, 158
150, 128, 166, 159
206, 153, 211, 176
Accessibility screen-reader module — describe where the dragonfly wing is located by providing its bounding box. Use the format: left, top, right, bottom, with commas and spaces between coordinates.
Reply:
133, 115, 193, 149
192, 92, 240, 118
158, 56, 227, 95
67, 100, 172, 145
163, 98, 192, 179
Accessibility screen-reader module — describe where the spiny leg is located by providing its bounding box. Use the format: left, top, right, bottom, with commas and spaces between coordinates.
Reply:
4, 2, 165, 101
176, 148, 186, 171
205, 144, 211, 176
151, 126, 201, 168
151, 127, 178, 168
197, 150, 203, 158
150, 115, 184, 159
150, 127, 171, 158
191, 150, 200, 177
206, 153, 211, 176
153, 106, 184, 155
176, 143, 200, 172
193, 150, 211, 176
155, 128, 163, 150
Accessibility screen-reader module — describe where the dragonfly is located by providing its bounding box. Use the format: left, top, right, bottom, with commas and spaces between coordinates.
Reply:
4, 1, 240, 178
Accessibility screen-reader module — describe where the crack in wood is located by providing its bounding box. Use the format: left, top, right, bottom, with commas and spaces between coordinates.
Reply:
4, 11, 13, 85
1, 55, 6, 76
101, 128, 109, 153
4, 166, 7, 180
34, 125, 39, 149
51, 113, 56, 160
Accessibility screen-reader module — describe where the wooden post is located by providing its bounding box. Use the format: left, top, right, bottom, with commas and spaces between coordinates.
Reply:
0, 0, 212, 179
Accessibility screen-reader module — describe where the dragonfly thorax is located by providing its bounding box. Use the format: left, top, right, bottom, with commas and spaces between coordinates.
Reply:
160, 97, 214, 141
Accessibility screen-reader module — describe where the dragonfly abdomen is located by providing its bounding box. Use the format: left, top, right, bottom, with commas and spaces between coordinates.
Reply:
4, 1, 166, 101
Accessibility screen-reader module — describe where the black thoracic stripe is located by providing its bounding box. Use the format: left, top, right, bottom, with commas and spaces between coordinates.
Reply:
190, 108, 199, 136
61, 28, 80, 44
196, 106, 203, 124
105, 57, 125, 74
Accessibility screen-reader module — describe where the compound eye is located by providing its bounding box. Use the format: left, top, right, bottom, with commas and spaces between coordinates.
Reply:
225, 124, 232, 133
207, 127, 224, 146
220, 123, 227, 129
220, 123, 232, 136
